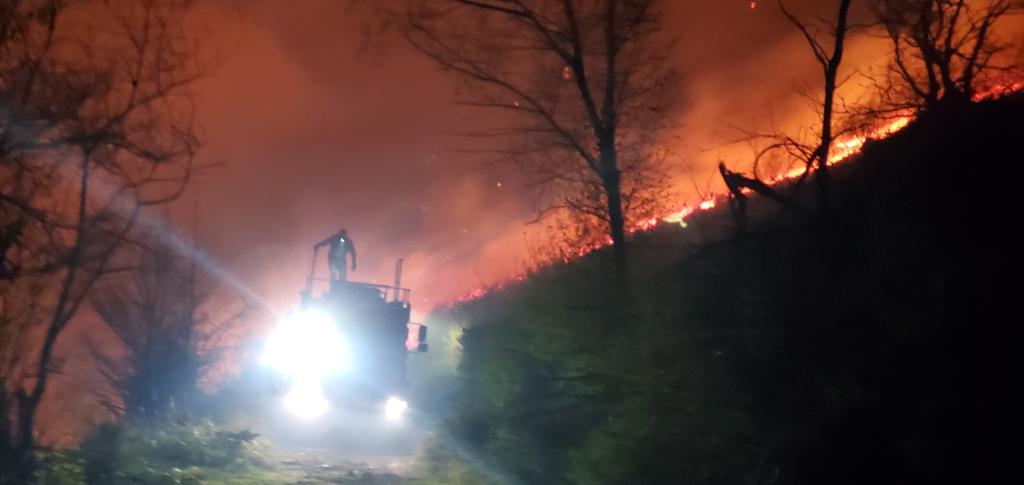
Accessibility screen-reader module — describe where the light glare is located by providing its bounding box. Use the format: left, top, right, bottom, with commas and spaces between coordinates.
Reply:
284, 378, 329, 419
261, 309, 348, 378
261, 309, 347, 419
384, 396, 408, 422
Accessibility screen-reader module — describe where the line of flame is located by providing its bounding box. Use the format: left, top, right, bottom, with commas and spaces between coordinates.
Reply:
450, 83, 1022, 304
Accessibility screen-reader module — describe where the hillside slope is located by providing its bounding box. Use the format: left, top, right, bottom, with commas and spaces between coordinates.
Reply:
423, 95, 1024, 485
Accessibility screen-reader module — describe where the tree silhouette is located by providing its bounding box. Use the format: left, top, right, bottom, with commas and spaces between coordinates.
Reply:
0, 0, 206, 478
870, 0, 1023, 109
89, 234, 247, 420
781, 0, 855, 208
403, 0, 678, 274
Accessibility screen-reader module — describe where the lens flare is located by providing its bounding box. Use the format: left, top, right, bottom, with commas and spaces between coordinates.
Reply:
384, 396, 408, 422
284, 378, 330, 419
261, 309, 348, 378
262, 309, 348, 419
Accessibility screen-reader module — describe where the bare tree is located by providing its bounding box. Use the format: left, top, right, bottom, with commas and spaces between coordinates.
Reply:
0, 0, 205, 477
402, 0, 678, 274
780, 0, 855, 208
717, 0, 854, 218
550, 147, 674, 244
869, 0, 1024, 109
89, 231, 247, 420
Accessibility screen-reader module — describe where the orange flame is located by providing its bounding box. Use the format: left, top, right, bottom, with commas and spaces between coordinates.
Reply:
450, 83, 1021, 304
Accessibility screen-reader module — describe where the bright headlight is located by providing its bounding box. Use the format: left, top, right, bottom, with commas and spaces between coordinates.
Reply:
261, 309, 348, 378
384, 396, 408, 422
284, 378, 329, 419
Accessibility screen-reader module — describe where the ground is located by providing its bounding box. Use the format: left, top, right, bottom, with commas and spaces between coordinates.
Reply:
274, 452, 408, 484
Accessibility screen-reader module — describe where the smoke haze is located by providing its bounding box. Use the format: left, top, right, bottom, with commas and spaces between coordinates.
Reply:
183, 0, 869, 320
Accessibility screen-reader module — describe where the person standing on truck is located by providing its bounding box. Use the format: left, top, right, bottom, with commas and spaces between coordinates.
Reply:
315, 229, 357, 282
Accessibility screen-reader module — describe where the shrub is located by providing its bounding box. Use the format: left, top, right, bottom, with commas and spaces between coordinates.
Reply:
73, 419, 274, 485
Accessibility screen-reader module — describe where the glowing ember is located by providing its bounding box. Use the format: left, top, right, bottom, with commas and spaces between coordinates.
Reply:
663, 206, 694, 227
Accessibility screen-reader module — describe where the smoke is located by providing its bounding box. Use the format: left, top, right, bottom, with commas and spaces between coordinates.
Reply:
180, 0, 1020, 315
185, 0, 536, 318
30, 0, 1023, 450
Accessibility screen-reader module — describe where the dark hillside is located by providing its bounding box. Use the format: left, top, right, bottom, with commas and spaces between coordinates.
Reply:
435, 95, 1024, 485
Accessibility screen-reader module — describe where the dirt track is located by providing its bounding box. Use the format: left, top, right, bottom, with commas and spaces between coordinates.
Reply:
277, 452, 408, 484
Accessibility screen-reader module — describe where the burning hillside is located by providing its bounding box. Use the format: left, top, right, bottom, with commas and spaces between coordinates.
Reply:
450, 80, 1024, 304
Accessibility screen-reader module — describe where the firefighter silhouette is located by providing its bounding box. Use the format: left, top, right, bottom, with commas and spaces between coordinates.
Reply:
315, 229, 357, 282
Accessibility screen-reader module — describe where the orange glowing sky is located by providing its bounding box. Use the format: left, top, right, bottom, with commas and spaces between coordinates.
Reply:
35, 0, 1024, 445
176, 0, 881, 321
174, 0, 1022, 320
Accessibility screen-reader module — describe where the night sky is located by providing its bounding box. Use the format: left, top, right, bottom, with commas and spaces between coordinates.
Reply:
180, 0, 876, 320
25, 0, 1024, 451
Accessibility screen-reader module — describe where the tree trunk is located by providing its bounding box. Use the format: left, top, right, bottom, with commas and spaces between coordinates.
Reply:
816, 0, 852, 212
11, 155, 91, 481
602, 168, 627, 278
939, 84, 971, 107
14, 393, 38, 481
818, 77, 835, 211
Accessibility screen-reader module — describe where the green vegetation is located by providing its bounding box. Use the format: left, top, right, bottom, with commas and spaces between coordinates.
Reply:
430, 96, 1023, 484
35, 419, 297, 485
409, 437, 498, 485
20, 95, 1021, 485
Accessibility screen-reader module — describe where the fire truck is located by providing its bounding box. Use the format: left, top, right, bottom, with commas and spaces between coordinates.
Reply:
261, 250, 427, 421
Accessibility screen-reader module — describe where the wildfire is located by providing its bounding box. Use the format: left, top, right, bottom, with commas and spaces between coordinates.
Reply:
660, 81, 1020, 228
451, 83, 1021, 304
